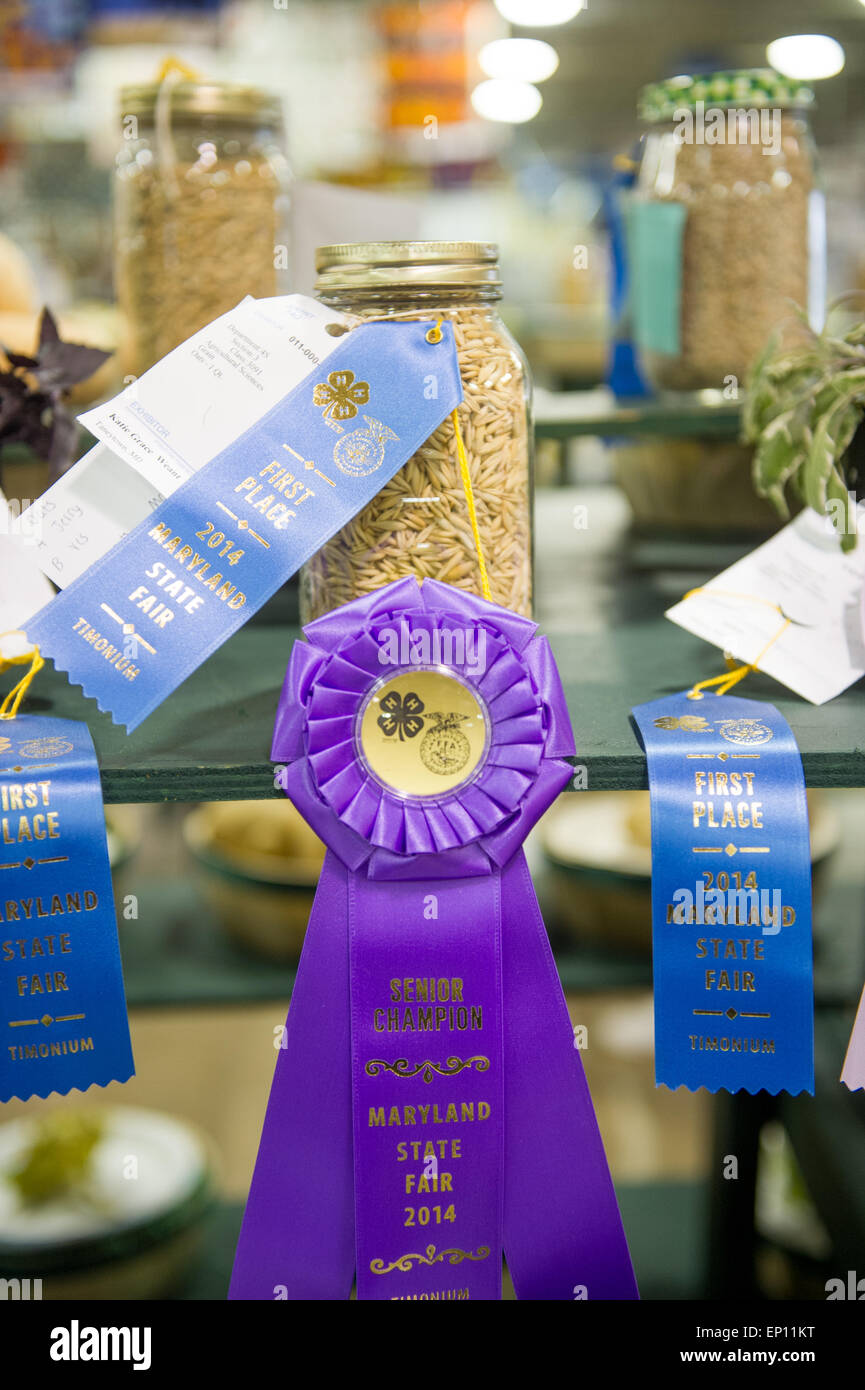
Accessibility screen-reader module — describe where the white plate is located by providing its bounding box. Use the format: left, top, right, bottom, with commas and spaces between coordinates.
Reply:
0, 1107, 209, 1249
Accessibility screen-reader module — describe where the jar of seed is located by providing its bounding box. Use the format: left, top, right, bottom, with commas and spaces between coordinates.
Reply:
115, 79, 289, 376
631, 70, 823, 392
302, 241, 533, 623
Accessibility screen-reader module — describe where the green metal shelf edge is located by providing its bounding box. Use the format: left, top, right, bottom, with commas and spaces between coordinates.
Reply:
2, 616, 863, 802
534, 396, 742, 441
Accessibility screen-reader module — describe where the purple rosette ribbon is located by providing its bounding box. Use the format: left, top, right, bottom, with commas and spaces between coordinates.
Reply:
229, 577, 638, 1301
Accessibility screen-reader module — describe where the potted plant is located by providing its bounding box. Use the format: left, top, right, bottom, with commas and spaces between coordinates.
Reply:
745, 297, 865, 551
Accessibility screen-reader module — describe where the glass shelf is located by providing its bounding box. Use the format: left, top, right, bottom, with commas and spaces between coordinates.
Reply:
7, 615, 863, 803
534, 389, 742, 440
2, 488, 861, 801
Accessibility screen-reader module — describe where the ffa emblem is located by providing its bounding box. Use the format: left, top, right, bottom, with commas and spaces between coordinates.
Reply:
653, 715, 712, 732
377, 690, 425, 741
717, 718, 773, 746
420, 713, 472, 777
334, 415, 400, 478
18, 738, 74, 758
312, 370, 370, 432
0, 736, 11, 753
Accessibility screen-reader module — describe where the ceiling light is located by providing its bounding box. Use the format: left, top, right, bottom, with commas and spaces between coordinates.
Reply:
767, 34, 845, 81
494, 0, 585, 27
479, 38, 559, 83
471, 79, 543, 124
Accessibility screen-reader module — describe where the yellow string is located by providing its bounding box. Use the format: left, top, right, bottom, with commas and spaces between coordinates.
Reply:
679, 589, 791, 700
0, 634, 44, 720
342, 310, 491, 599
154, 56, 201, 83
423, 315, 489, 597
451, 407, 491, 601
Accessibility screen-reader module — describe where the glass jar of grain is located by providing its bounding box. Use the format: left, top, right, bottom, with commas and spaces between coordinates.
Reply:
115, 80, 289, 376
302, 241, 532, 622
631, 70, 823, 392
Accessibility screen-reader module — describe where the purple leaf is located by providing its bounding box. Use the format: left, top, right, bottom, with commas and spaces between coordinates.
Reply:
31, 307, 112, 392
38, 307, 61, 347
47, 405, 79, 476
2, 349, 39, 370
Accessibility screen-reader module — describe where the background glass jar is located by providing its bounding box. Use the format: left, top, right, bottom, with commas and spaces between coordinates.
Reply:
115, 80, 289, 376
301, 241, 533, 623
630, 70, 823, 393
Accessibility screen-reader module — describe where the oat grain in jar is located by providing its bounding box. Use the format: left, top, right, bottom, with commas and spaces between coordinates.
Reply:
301, 241, 532, 622
115, 79, 289, 375
632, 70, 823, 392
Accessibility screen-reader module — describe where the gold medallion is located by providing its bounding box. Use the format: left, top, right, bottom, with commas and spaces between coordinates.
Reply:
358, 670, 488, 798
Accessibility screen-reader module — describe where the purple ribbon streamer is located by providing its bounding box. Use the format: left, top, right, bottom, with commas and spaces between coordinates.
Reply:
841, 982, 865, 1091
229, 853, 354, 1300
350, 872, 504, 1301
231, 849, 637, 1301
230, 578, 638, 1301
501, 851, 638, 1299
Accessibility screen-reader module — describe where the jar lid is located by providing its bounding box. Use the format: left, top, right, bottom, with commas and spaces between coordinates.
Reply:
315, 241, 502, 293
638, 69, 815, 122
119, 80, 283, 127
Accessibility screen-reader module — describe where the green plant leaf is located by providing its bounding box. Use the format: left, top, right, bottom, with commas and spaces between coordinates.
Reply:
802, 400, 862, 513
752, 430, 803, 516
748, 301, 865, 549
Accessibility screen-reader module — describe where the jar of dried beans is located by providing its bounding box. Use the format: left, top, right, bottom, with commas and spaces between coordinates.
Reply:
301, 241, 532, 622
115, 78, 289, 375
630, 70, 824, 392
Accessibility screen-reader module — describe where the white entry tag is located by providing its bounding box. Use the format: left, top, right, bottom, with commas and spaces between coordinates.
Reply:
13, 295, 352, 587
666, 508, 865, 706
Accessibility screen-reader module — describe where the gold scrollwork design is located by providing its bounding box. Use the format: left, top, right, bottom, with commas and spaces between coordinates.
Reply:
370, 1244, 490, 1275
364, 1055, 490, 1085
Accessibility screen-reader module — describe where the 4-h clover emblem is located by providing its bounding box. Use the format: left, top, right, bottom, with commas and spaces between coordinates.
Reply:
313, 370, 370, 432
377, 691, 425, 742
653, 715, 712, 732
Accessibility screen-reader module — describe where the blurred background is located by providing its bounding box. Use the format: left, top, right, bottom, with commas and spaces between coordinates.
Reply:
1, 0, 865, 1302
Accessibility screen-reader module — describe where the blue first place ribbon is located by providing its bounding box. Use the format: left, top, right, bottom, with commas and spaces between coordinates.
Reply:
0, 715, 133, 1102
632, 692, 814, 1095
24, 321, 463, 731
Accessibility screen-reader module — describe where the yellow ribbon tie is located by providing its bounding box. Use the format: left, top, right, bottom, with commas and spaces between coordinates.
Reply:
680, 589, 791, 701
450, 407, 491, 602
154, 56, 201, 83
0, 635, 45, 721
349, 312, 492, 601
422, 318, 492, 600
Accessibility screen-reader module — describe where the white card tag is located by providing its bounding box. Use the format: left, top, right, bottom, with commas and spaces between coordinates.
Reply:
19, 443, 165, 588
0, 488, 55, 659
14, 295, 352, 587
666, 508, 865, 705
